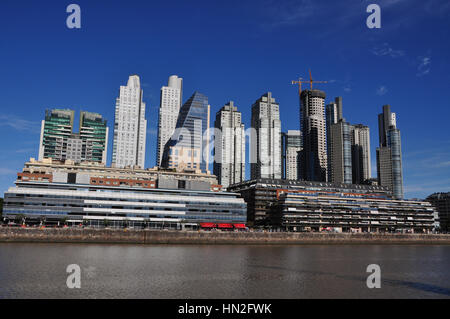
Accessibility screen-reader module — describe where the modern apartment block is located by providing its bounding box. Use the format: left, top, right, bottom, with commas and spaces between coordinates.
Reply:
213, 101, 245, 188
328, 119, 352, 184
281, 130, 302, 180
38, 109, 108, 164
156, 75, 183, 167
112, 75, 147, 169
376, 105, 404, 199
250, 92, 282, 180
300, 89, 327, 182
270, 190, 437, 233
351, 124, 371, 184
228, 178, 391, 226
426, 192, 450, 232
161, 91, 210, 173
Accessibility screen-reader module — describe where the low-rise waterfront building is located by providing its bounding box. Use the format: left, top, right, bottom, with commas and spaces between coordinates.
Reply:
269, 190, 437, 233
3, 180, 246, 230
426, 192, 450, 232
228, 179, 391, 226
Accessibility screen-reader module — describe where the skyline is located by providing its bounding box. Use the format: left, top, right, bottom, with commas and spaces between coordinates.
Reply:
0, 0, 449, 199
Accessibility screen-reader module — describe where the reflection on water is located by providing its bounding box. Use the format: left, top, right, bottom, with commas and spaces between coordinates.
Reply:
0, 243, 449, 298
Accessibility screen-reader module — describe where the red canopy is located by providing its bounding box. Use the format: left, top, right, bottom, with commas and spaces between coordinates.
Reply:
218, 223, 233, 229
200, 223, 216, 228
233, 224, 246, 229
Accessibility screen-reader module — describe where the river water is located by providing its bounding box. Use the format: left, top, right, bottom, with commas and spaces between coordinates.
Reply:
0, 243, 449, 298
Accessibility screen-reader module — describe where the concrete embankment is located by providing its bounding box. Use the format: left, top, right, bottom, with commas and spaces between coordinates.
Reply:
1, 227, 450, 245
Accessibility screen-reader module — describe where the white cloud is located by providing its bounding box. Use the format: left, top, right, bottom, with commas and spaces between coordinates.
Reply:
0, 114, 40, 133
416, 56, 431, 76
372, 43, 405, 58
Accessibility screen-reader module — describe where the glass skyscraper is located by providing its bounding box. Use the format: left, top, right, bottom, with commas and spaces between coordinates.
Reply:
162, 91, 210, 173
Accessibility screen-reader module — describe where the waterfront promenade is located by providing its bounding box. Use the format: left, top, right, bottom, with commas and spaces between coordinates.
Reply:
1, 227, 450, 245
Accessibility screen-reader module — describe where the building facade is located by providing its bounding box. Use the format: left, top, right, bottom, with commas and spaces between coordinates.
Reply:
426, 192, 449, 232
228, 178, 391, 226
213, 101, 245, 188
281, 130, 302, 180
376, 105, 404, 199
38, 109, 108, 164
250, 92, 282, 180
300, 89, 328, 182
156, 75, 183, 167
270, 190, 436, 233
3, 180, 246, 230
112, 75, 147, 169
351, 124, 371, 184
161, 91, 210, 173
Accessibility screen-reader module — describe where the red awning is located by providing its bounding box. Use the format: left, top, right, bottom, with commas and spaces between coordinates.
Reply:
218, 223, 233, 229
200, 223, 216, 228
233, 224, 246, 229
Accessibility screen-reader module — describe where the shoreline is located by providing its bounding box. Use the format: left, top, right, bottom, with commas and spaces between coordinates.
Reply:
1, 227, 450, 245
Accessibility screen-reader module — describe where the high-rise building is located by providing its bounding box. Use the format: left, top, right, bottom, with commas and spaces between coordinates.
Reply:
79, 111, 109, 164
111, 75, 147, 169
326, 97, 343, 182
351, 124, 371, 184
38, 109, 74, 161
328, 120, 352, 184
162, 91, 210, 173
282, 130, 302, 180
38, 109, 108, 164
376, 105, 404, 199
250, 92, 282, 180
213, 101, 245, 188
300, 89, 327, 182
156, 75, 183, 167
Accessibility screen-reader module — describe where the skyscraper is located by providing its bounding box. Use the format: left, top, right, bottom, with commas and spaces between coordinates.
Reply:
250, 92, 282, 180
38, 109, 108, 164
213, 101, 245, 188
162, 91, 210, 173
156, 75, 183, 167
300, 89, 327, 182
111, 75, 147, 169
282, 130, 302, 180
38, 109, 74, 162
79, 111, 109, 164
376, 105, 404, 199
328, 120, 352, 184
351, 124, 371, 184
326, 97, 343, 182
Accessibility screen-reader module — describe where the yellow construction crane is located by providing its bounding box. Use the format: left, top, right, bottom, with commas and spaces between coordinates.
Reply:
291, 69, 328, 96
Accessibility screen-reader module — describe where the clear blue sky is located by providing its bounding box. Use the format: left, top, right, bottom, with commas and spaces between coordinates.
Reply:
0, 0, 449, 199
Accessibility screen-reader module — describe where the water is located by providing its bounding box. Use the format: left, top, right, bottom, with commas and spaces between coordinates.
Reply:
0, 243, 449, 298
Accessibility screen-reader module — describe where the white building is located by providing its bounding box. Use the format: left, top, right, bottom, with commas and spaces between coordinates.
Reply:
282, 130, 302, 180
156, 75, 183, 167
213, 101, 245, 188
111, 75, 147, 168
250, 92, 282, 180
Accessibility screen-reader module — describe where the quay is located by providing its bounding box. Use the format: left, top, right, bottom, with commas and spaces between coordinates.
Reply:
1, 227, 450, 245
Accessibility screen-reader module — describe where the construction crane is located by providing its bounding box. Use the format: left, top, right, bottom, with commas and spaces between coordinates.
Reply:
291, 69, 328, 96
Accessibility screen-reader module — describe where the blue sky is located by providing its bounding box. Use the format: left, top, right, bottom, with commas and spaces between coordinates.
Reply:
0, 0, 449, 199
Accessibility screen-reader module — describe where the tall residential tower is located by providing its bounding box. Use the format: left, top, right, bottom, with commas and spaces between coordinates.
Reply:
300, 89, 327, 182
156, 75, 183, 167
213, 101, 245, 188
282, 130, 302, 180
376, 105, 404, 199
250, 92, 282, 180
111, 75, 147, 168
